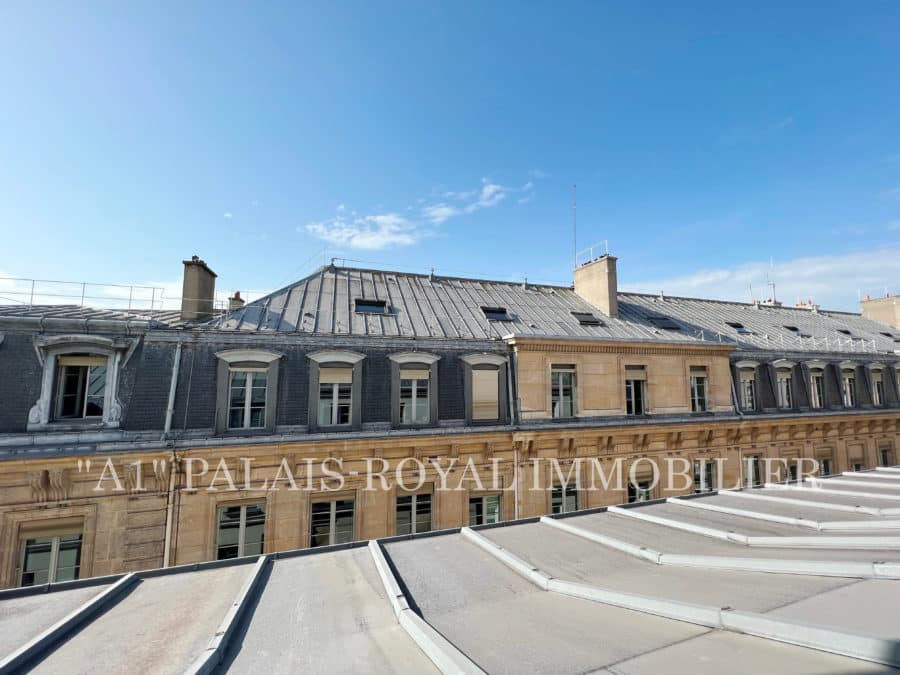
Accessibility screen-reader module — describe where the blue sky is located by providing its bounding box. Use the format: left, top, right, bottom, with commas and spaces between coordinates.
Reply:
1, 1, 899, 311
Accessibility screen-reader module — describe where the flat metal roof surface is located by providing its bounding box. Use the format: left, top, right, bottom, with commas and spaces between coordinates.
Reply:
3, 470, 900, 674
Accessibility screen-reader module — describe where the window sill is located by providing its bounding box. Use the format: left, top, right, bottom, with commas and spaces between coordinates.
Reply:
27, 419, 116, 433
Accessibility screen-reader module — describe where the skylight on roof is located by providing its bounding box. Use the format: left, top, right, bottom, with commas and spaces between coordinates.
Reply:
572, 311, 603, 326
783, 325, 799, 332
837, 329, 852, 336
725, 321, 752, 335
481, 306, 510, 321
355, 299, 388, 314
880, 332, 896, 339
647, 316, 680, 330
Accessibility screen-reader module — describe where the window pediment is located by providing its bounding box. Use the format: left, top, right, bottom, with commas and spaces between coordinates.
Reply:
389, 351, 440, 366
461, 353, 507, 367
216, 349, 282, 365
839, 360, 860, 371
772, 359, 797, 370
734, 360, 759, 370
866, 362, 886, 372
307, 350, 365, 365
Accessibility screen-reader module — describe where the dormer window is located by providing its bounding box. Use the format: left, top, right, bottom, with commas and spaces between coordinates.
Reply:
308, 350, 365, 431
215, 349, 282, 434
28, 335, 133, 431
355, 299, 388, 314
572, 311, 603, 326
481, 306, 510, 321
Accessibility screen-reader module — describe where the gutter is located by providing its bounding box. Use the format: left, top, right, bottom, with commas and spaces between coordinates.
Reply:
162, 341, 183, 568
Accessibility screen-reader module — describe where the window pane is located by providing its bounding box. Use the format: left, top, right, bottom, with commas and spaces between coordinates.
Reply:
336, 383, 352, 424
484, 495, 501, 524
85, 365, 106, 417
216, 506, 242, 559
415, 494, 432, 533
468, 498, 482, 526
472, 369, 499, 420
20, 537, 53, 586
58, 366, 84, 418
310, 501, 333, 548
396, 495, 413, 535
243, 504, 266, 555
318, 384, 334, 426
55, 535, 82, 582
333, 500, 355, 543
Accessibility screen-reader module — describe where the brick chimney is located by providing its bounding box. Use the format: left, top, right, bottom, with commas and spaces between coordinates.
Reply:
228, 291, 245, 312
861, 294, 900, 329
181, 255, 217, 321
574, 254, 618, 318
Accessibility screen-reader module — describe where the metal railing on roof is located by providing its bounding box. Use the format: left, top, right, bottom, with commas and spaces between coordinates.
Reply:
0, 277, 267, 317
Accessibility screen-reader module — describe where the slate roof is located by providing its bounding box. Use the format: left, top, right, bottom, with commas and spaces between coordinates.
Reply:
212, 265, 900, 356
4, 469, 900, 674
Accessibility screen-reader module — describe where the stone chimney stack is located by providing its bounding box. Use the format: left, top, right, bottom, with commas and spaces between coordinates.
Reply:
574, 254, 618, 318
181, 255, 217, 321
861, 294, 900, 329
228, 291, 245, 312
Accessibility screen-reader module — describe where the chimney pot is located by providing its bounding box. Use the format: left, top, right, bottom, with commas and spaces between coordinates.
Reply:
228, 291, 246, 312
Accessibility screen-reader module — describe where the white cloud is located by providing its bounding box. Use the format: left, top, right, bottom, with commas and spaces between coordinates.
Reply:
304, 213, 420, 250
529, 168, 550, 179
306, 174, 535, 250
422, 204, 460, 225
622, 244, 900, 312
223, 212, 233, 219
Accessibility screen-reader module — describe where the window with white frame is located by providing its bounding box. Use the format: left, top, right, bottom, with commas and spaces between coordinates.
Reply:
468, 494, 501, 525
739, 369, 756, 411
228, 370, 267, 429
216, 503, 265, 559
551, 484, 578, 514
17, 530, 83, 587
693, 459, 718, 493
809, 369, 825, 409
627, 480, 654, 503
318, 367, 353, 426
818, 456, 833, 476
54, 354, 107, 420
396, 493, 432, 535
842, 370, 857, 407
310, 499, 355, 547
690, 366, 708, 412
776, 369, 793, 409
625, 366, 647, 415
551, 366, 576, 418
399, 367, 430, 424
871, 369, 885, 407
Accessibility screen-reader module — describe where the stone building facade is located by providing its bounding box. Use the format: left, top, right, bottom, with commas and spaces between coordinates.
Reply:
0, 254, 898, 588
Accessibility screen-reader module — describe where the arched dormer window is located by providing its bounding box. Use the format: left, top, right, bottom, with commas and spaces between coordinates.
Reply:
389, 352, 440, 427
308, 350, 365, 431
734, 360, 759, 412
28, 335, 137, 430
215, 349, 282, 434
461, 353, 509, 424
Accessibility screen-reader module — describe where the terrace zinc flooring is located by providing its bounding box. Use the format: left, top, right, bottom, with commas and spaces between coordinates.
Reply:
562, 511, 900, 561
636, 501, 900, 538
694, 492, 892, 522
31, 564, 252, 675
0, 583, 110, 659
222, 547, 437, 674
384, 533, 710, 675
480, 522, 853, 612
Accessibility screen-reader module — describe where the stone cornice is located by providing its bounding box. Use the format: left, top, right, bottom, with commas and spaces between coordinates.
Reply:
507, 337, 734, 357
